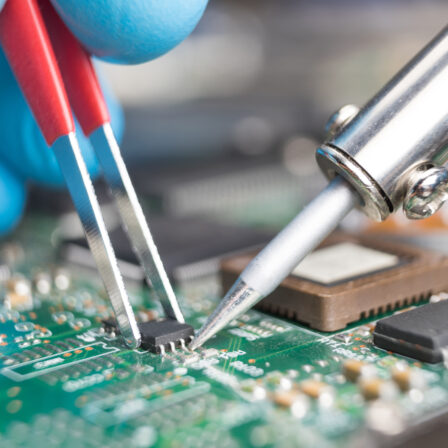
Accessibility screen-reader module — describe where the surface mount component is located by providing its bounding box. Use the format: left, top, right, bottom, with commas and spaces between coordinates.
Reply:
101, 318, 119, 334
373, 300, 448, 363
220, 233, 448, 331
138, 320, 194, 354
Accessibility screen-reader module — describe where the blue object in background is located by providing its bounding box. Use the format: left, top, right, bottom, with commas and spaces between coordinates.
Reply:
0, 49, 124, 187
50, 0, 208, 64
0, 0, 208, 234
0, 163, 25, 236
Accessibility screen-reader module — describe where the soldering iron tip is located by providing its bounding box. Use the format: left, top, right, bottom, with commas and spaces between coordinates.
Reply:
188, 279, 262, 350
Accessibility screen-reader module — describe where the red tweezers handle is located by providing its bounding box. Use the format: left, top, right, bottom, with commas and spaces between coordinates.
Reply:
0, 0, 74, 146
39, 0, 110, 136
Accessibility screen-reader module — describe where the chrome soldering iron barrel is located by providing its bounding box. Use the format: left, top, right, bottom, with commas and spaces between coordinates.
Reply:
316, 26, 448, 222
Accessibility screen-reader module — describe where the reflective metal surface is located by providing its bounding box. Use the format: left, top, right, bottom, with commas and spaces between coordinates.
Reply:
90, 124, 185, 323
191, 176, 358, 349
403, 165, 448, 219
316, 144, 391, 221
241, 177, 358, 296
189, 280, 261, 350
52, 133, 141, 348
317, 26, 448, 221
324, 104, 359, 139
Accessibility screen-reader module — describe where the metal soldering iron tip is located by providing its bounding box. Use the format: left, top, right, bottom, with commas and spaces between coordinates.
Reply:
189, 280, 262, 350
189, 177, 359, 350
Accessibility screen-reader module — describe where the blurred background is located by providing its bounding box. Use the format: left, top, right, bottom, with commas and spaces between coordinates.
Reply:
105, 0, 448, 218
108, 0, 448, 164
31, 0, 448, 283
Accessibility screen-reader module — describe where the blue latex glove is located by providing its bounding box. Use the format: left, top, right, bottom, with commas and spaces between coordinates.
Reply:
0, 0, 208, 235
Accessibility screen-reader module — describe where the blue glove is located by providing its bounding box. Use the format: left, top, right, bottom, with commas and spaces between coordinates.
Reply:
0, 0, 208, 235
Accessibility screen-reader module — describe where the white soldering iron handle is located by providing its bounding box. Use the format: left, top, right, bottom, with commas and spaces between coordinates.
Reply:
316, 26, 448, 222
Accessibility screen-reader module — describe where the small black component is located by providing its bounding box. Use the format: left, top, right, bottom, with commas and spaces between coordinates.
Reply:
101, 318, 119, 334
138, 319, 194, 353
373, 300, 448, 363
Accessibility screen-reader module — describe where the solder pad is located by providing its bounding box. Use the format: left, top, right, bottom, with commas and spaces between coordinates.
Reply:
220, 233, 448, 331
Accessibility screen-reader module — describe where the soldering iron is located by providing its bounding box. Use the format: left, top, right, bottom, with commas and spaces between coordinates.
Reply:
191, 25, 448, 350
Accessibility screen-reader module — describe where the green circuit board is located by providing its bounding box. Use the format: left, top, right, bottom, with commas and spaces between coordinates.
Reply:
1, 215, 448, 448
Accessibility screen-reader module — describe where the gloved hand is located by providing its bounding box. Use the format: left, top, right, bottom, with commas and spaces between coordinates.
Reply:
0, 0, 208, 234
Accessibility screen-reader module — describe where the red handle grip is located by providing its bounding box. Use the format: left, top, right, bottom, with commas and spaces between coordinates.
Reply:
0, 0, 74, 145
39, 0, 110, 136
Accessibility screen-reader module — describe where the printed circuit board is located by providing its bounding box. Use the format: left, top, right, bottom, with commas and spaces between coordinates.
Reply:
1, 215, 448, 448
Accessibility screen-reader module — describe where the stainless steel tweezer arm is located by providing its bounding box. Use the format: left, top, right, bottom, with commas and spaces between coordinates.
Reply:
90, 123, 185, 323
53, 133, 142, 348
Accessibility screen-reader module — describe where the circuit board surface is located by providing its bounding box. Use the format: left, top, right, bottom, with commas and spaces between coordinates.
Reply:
1, 215, 448, 448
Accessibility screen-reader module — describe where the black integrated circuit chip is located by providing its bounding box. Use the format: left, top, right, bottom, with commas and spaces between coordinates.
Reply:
373, 300, 448, 363
138, 319, 194, 354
